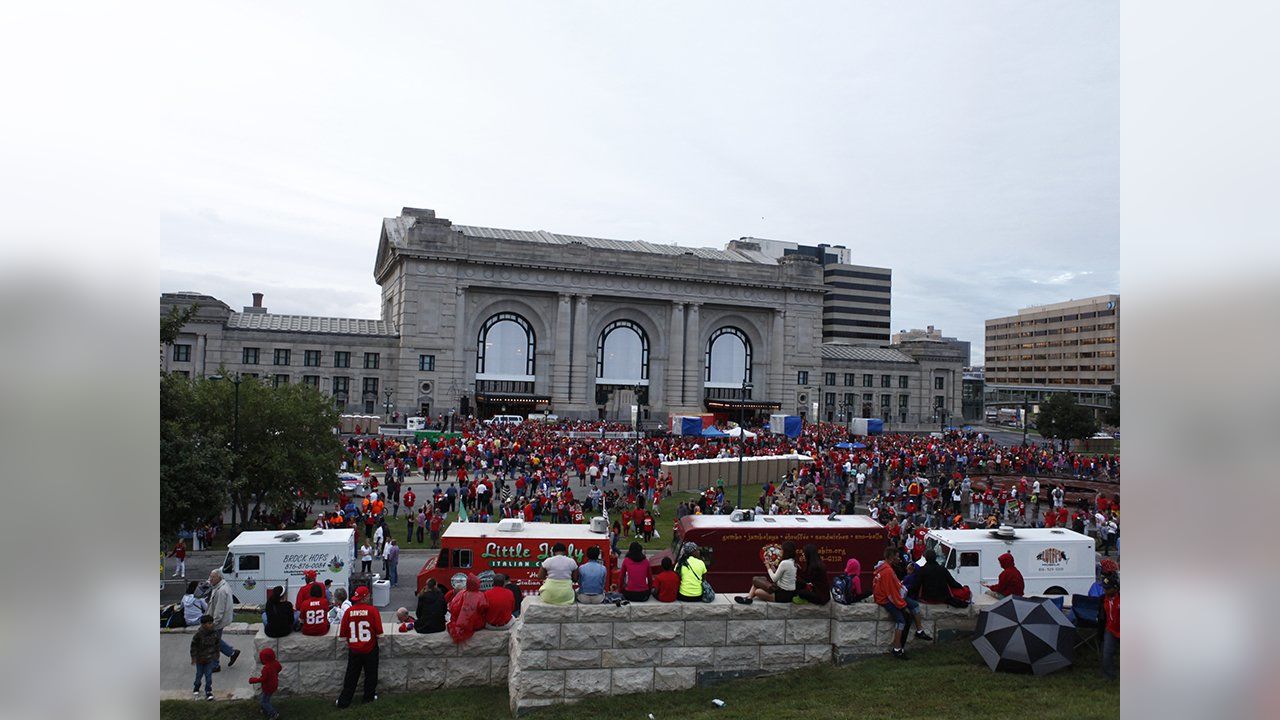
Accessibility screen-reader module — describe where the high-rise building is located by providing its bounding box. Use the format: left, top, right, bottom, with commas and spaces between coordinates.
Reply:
726, 237, 892, 345
891, 325, 971, 365
983, 294, 1119, 414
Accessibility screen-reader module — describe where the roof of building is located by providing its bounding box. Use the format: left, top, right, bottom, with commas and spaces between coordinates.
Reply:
442, 521, 610, 541
227, 312, 396, 337
452, 225, 773, 264
820, 344, 916, 363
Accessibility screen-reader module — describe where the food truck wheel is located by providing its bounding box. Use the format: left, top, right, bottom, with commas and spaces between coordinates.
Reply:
1044, 586, 1067, 596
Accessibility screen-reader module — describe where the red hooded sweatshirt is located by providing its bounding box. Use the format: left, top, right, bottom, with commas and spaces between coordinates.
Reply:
989, 552, 1025, 596
446, 574, 489, 644
249, 647, 282, 695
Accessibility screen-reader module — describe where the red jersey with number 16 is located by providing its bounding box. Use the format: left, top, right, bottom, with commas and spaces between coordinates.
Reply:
339, 603, 383, 653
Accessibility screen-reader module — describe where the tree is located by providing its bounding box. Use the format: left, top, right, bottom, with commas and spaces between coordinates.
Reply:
161, 303, 199, 345
1102, 385, 1120, 427
160, 371, 343, 533
1035, 393, 1098, 450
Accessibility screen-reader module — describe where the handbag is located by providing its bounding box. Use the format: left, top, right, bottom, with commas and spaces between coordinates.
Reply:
949, 585, 973, 603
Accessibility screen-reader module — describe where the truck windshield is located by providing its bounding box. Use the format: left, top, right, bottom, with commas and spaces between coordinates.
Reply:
941, 544, 955, 570
222, 552, 234, 574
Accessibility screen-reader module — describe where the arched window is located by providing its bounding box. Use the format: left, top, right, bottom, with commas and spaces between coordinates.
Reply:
476, 312, 535, 379
596, 320, 649, 384
705, 326, 752, 386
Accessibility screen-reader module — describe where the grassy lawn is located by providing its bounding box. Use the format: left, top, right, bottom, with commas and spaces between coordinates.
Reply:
159, 638, 1119, 720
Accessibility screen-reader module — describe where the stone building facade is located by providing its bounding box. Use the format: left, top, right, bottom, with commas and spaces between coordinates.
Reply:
162, 207, 963, 428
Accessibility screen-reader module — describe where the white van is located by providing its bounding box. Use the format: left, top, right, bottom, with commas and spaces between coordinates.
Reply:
922, 527, 1095, 599
485, 414, 523, 426
221, 529, 356, 604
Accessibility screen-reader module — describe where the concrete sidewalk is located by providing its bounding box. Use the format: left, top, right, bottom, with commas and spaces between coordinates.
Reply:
160, 629, 255, 701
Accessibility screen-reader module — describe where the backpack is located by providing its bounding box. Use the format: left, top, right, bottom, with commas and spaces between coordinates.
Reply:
831, 574, 853, 605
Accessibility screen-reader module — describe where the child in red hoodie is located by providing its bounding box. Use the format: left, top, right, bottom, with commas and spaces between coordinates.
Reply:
249, 647, 282, 719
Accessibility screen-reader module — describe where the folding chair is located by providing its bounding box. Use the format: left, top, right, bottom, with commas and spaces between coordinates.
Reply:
1069, 594, 1102, 654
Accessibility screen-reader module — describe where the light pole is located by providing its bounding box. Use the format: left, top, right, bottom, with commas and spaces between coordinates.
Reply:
736, 377, 753, 511
383, 388, 395, 421
1022, 397, 1029, 446
634, 382, 643, 499
208, 372, 242, 527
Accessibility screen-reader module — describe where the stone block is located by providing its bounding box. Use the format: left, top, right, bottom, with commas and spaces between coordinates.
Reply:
577, 603, 632, 621
457, 630, 509, 656
682, 600, 731, 618
614, 621, 683, 647
561, 622, 614, 649
511, 669, 566, 700
662, 646, 715, 667
832, 621, 876, 647
518, 623, 561, 650
600, 648, 662, 667
490, 656, 509, 683
225, 622, 251, 633
684, 620, 727, 647
564, 668, 613, 698
611, 667, 654, 694
759, 644, 806, 668
727, 619, 785, 645
522, 602, 578, 623
295, 659, 347, 695
512, 649, 548, 671
405, 658, 447, 691
511, 697, 561, 716
766, 602, 832, 619
830, 601, 881, 620
385, 630, 457, 658
654, 666, 696, 691
725, 600, 768, 619
628, 603, 684, 621
252, 632, 277, 656
874, 621, 897, 649
378, 659, 412, 691
546, 650, 603, 669
786, 618, 832, 644
713, 645, 759, 668
804, 644, 832, 664
444, 657, 492, 687
262, 662, 302, 696
275, 632, 336, 661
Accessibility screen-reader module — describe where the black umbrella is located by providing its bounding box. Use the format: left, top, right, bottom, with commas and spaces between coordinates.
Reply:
972, 595, 1076, 675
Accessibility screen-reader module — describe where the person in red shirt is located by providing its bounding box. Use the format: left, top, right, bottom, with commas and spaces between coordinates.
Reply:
336, 586, 383, 707
295, 569, 323, 609
298, 583, 331, 636
249, 647, 282, 719
482, 572, 517, 629
168, 539, 187, 579
1100, 573, 1120, 679
652, 557, 680, 602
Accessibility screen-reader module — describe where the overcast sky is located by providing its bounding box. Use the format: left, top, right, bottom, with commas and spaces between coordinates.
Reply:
156, 1, 1118, 365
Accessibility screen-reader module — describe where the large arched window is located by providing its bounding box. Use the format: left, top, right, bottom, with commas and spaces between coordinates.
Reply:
596, 320, 649, 384
705, 326, 752, 386
476, 312, 535, 379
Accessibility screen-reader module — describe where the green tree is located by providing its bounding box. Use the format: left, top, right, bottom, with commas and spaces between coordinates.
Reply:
1035, 392, 1098, 450
161, 303, 199, 345
160, 371, 342, 533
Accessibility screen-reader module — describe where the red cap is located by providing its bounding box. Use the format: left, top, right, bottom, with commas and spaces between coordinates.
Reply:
304, 569, 318, 581
352, 586, 370, 602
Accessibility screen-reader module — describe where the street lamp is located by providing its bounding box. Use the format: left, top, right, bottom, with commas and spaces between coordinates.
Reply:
736, 377, 753, 511
1022, 397, 1030, 446
383, 388, 395, 421
208, 372, 242, 527
634, 382, 643, 498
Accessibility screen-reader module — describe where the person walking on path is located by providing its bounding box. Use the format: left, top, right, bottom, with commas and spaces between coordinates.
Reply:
384, 539, 400, 587
207, 570, 241, 672
190, 614, 219, 701
168, 539, 187, 578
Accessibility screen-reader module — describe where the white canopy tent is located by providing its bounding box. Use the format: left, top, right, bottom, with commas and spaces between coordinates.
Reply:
723, 426, 757, 438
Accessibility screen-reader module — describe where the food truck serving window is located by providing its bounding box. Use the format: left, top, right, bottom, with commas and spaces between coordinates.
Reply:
451, 549, 472, 569
959, 551, 980, 568
238, 555, 261, 572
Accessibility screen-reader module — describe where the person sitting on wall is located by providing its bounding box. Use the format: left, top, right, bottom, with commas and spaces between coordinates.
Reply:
794, 543, 830, 605
415, 579, 447, 634
983, 551, 1025, 598
675, 543, 708, 603
653, 556, 680, 603
575, 546, 608, 604
735, 541, 797, 605
537, 542, 579, 605
484, 573, 517, 629
916, 548, 970, 606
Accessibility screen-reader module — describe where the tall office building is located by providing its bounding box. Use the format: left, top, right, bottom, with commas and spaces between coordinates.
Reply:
983, 294, 1119, 413
726, 237, 892, 345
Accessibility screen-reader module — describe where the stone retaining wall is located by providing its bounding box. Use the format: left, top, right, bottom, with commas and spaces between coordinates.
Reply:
239, 598, 978, 716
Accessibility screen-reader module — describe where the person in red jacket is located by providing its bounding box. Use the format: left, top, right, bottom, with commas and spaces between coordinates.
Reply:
249, 647, 282, 719
873, 547, 931, 658
983, 551, 1025, 598
298, 583, 331, 636
336, 586, 383, 707
1100, 573, 1120, 679
483, 572, 516, 629
447, 573, 489, 644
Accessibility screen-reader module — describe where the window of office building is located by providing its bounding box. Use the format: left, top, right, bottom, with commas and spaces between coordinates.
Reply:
899, 394, 909, 408
899, 375, 909, 388
824, 372, 836, 386
242, 347, 259, 365
419, 354, 435, 372
844, 373, 855, 387
705, 326, 752, 385
334, 351, 350, 368
880, 374, 890, 388
825, 392, 836, 408
304, 350, 321, 367
797, 371, 809, 385
363, 377, 379, 396
333, 376, 349, 398
172, 344, 191, 362
274, 349, 290, 366
302, 375, 319, 388
934, 376, 945, 390
863, 373, 873, 387
598, 320, 649, 383
273, 374, 289, 387
477, 312, 536, 379
364, 352, 380, 370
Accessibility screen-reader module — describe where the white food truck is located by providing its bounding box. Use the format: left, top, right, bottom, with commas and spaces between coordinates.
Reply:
922, 527, 1096, 599
221, 529, 356, 604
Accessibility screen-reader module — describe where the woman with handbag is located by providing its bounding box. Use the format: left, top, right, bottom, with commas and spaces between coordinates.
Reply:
675, 542, 709, 603
735, 541, 797, 605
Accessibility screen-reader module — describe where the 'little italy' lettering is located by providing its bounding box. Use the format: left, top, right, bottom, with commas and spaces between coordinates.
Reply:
482, 542, 532, 559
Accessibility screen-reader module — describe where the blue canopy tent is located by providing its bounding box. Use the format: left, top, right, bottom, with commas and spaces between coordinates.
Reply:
701, 427, 729, 438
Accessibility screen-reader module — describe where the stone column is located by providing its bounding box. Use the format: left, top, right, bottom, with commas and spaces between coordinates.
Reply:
667, 303, 686, 409
452, 286, 468, 409
552, 294, 573, 406
682, 303, 702, 409
771, 308, 785, 404
570, 295, 591, 411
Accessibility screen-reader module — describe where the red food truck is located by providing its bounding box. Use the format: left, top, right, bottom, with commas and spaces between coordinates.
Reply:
415, 519, 615, 596
667, 514, 887, 594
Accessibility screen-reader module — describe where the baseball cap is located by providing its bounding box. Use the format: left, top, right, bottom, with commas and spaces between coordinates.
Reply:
352, 586, 370, 602
304, 569, 318, 581
682, 541, 699, 555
